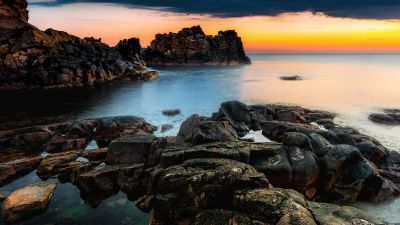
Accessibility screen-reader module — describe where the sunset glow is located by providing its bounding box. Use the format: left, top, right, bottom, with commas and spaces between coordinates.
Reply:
29, 3, 400, 53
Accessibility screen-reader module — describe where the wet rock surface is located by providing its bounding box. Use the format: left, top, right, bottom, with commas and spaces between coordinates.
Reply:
2, 183, 57, 223
142, 26, 251, 66
0, 100, 396, 224
369, 108, 400, 125
0, 0, 158, 90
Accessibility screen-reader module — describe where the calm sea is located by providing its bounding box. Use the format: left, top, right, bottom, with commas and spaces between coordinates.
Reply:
1, 54, 400, 223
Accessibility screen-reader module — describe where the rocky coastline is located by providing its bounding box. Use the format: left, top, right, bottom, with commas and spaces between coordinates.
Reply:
1, 100, 399, 224
0, 0, 159, 90
0, 0, 251, 90
142, 26, 251, 66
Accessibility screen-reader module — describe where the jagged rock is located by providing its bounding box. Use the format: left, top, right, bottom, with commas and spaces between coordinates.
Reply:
0, 0, 157, 89
142, 26, 250, 66
0, 156, 42, 187
176, 114, 238, 145
2, 183, 57, 223
106, 134, 156, 165
36, 150, 80, 179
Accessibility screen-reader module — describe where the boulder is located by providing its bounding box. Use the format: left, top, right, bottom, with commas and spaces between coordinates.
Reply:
176, 114, 238, 145
106, 134, 156, 165
142, 26, 250, 66
2, 183, 57, 223
319, 144, 383, 201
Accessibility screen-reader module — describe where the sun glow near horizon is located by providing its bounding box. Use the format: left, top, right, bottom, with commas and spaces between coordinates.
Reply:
29, 3, 400, 53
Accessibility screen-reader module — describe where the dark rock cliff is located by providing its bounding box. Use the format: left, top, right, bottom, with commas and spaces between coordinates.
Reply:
142, 26, 251, 66
0, 0, 158, 90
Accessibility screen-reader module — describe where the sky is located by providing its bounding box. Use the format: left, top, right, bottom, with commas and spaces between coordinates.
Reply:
27, 0, 400, 53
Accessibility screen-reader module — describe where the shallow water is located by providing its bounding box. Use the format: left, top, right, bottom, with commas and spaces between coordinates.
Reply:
0, 171, 149, 225
1, 54, 400, 223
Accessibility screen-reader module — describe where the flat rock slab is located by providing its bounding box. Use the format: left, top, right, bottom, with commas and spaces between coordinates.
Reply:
107, 134, 156, 164
0, 156, 42, 187
2, 183, 57, 223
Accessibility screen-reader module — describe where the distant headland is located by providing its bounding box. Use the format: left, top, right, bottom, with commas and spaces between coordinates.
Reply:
0, 0, 250, 90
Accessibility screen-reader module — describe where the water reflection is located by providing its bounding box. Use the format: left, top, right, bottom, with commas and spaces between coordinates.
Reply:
0, 171, 149, 225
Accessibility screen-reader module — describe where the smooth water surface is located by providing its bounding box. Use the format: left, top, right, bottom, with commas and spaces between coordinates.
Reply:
1, 54, 400, 223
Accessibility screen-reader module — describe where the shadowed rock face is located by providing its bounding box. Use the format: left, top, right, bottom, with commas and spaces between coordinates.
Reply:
142, 26, 251, 66
0, 0, 158, 90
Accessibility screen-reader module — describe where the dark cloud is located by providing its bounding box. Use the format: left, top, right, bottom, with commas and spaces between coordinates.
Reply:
29, 0, 400, 20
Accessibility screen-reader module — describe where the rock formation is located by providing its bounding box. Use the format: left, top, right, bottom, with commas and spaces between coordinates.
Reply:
142, 26, 251, 66
0, 0, 158, 90
369, 109, 400, 125
1, 101, 399, 224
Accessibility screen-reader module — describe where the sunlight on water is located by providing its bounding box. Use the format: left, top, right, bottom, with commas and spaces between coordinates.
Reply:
1, 54, 400, 223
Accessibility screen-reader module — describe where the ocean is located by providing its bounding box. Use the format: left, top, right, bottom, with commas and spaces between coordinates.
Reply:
1, 54, 400, 223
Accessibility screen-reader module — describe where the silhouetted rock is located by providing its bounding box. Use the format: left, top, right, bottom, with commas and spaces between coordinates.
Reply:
142, 26, 251, 66
280, 75, 302, 80
0, 0, 158, 89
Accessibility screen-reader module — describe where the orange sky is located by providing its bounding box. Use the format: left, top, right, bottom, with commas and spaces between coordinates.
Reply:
28, 3, 400, 53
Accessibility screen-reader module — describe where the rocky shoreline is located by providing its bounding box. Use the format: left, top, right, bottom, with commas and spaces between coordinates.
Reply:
0, 0, 250, 90
1, 100, 399, 224
0, 0, 158, 90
